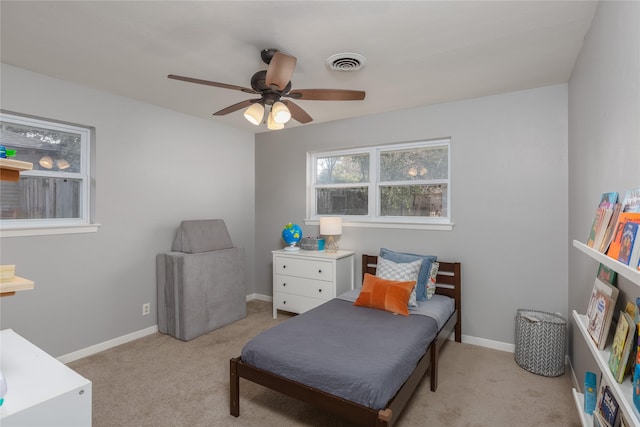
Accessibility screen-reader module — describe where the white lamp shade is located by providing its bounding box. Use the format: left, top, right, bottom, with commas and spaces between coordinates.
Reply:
319, 217, 342, 235
271, 101, 291, 124
267, 111, 284, 130
243, 103, 265, 125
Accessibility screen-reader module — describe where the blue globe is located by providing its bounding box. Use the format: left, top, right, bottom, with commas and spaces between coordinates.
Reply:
282, 223, 303, 251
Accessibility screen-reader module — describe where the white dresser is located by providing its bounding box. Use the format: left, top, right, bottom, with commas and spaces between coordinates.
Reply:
272, 249, 355, 318
0, 329, 92, 426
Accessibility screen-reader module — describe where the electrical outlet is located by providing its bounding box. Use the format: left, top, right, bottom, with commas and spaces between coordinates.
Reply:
142, 303, 150, 316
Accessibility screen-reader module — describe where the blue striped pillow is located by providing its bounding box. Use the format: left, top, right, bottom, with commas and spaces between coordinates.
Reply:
379, 248, 437, 302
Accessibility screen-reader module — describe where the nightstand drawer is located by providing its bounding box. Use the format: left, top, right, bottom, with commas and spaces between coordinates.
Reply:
274, 293, 324, 314
272, 249, 354, 319
274, 275, 333, 299
274, 257, 333, 281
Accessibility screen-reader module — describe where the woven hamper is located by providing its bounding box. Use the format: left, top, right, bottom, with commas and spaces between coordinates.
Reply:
514, 309, 566, 377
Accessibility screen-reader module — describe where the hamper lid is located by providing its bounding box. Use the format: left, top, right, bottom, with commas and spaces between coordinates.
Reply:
517, 309, 566, 325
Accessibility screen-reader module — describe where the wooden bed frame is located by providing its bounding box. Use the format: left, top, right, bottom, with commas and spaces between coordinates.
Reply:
230, 255, 461, 427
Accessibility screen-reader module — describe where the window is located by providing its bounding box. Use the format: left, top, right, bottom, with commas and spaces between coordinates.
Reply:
308, 139, 451, 227
0, 111, 95, 234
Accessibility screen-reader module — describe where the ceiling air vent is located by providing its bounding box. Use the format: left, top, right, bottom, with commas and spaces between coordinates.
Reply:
326, 53, 366, 71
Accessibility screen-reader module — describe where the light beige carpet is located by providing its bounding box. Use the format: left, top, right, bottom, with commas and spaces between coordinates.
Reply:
69, 301, 581, 426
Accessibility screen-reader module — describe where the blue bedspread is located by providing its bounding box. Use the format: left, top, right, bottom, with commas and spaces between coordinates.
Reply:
241, 297, 447, 410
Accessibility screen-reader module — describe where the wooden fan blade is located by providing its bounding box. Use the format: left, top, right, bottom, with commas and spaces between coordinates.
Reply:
287, 89, 365, 101
265, 52, 297, 91
281, 100, 313, 124
213, 99, 261, 116
168, 74, 257, 94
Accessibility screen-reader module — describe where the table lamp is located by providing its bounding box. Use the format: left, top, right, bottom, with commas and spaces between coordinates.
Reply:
320, 217, 342, 253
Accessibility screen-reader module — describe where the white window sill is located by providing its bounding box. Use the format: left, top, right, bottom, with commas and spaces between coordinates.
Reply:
0, 223, 101, 238
304, 219, 454, 231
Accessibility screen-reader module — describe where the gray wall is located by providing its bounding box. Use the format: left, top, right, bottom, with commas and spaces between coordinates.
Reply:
568, 1, 640, 389
0, 64, 256, 357
256, 84, 569, 346
5, 1, 635, 359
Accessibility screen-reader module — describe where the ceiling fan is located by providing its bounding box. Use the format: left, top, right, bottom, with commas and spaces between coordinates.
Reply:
168, 49, 366, 130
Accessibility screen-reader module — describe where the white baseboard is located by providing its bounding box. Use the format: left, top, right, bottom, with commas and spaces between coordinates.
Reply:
461, 334, 516, 353
568, 357, 580, 390
58, 325, 158, 364
58, 300, 521, 364
59, 295, 272, 364
246, 293, 272, 302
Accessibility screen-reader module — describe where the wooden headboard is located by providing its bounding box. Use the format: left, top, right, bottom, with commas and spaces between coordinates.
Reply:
361, 254, 462, 339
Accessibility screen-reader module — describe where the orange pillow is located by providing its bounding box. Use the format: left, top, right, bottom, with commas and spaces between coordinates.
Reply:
354, 273, 416, 316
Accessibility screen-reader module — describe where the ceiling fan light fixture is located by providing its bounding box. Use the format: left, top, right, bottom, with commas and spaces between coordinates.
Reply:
267, 111, 284, 130
243, 103, 264, 125
170, 48, 365, 129
272, 101, 291, 124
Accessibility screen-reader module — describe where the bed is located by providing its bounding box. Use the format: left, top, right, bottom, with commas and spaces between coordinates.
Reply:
230, 254, 461, 426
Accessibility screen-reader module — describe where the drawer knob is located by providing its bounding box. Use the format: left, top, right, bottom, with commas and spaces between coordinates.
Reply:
282, 265, 287, 269
318, 269, 322, 274
283, 283, 286, 287
283, 300, 286, 304
318, 289, 322, 293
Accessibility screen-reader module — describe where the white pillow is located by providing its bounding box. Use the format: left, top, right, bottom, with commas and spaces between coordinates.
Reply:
376, 257, 422, 307
426, 261, 440, 300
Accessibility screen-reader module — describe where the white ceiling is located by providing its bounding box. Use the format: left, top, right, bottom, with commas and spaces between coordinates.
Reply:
0, 1, 597, 134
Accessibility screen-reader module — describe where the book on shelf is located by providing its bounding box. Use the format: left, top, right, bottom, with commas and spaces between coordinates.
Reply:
586, 277, 619, 350
621, 187, 640, 213
617, 222, 639, 265
593, 409, 607, 427
636, 298, 640, 355
597, 263, 617, 285
587, 192, 619, 251
604, 188, 640, 259
608, 311, 635, 383
628, 225, 640, 269
601, 192, 620, 205
587, 277, 620, 315
589, 204, 614, 249
601, 203, 623, 253
620, 413, 630, 427
608, 311, 629, 381
624, 300, 636, 319
634, 364, 640, 414
623, 301, 638, 376
599, 384, 621, 427
629, 298, 640, 378
606, 212, 640, 261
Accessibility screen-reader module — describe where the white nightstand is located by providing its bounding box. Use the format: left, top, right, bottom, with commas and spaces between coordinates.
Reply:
272, 249, 355, 319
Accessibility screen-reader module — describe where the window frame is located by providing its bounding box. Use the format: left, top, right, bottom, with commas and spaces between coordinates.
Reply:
306, 138, 453, 230
0, 111, 98, 237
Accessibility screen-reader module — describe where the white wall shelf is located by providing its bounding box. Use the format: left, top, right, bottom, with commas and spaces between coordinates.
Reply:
573, 239, 640, 426
573, 240, 640, 285
573, 310, 640, 425
572, 388, 593, 427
